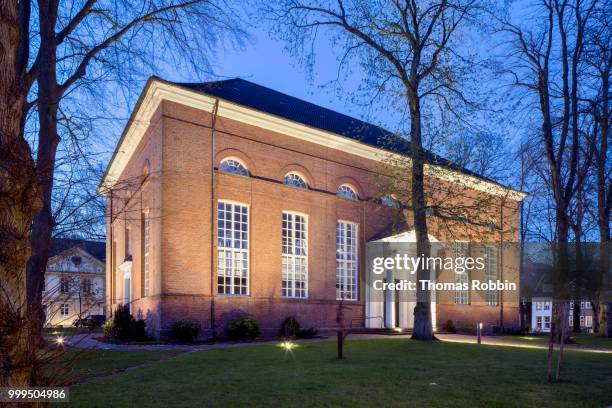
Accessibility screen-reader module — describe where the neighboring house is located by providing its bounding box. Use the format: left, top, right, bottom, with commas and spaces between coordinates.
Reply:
531, 299, 594, 333
44, 238, 106, 327
100, 77, 526, 339
524, 262, 595, 333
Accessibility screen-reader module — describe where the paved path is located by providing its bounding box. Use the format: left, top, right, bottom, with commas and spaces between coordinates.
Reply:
55, 332, 612, 354
434, 333, 612, 353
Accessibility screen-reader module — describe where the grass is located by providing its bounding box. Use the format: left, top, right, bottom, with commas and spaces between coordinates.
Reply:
47, 349, 182, 384
57, 339, 612, 407
498, 333, 612, 350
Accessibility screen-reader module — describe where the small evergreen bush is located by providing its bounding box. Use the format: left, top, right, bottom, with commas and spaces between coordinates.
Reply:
103, 320, 116, 338
443, 319, 456, 333
279, 316, 300, 337
171, 320, 201, 343
109, 304, 148, 342
227, 317, 260, 340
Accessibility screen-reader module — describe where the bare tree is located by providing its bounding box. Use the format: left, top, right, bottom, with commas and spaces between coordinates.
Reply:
499, 0, 604, 380
0, 1, 42, 389
582, 3, 611, 337
266, 0, 493, 341
2, 0, 244, 389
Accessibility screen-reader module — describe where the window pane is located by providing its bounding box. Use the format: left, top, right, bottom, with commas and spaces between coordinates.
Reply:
336, 221, 358, 300
217, 202, 249, 295
282, 213, 308, 298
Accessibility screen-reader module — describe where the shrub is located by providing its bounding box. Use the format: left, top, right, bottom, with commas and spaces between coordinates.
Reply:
296, 327, 318, 338
443, 319, 456, 333
227, 317, 260, 340
110, 304, 148, 342
131, 319, 148, 342
280, 316, 300, 337
103, 320, 116, 338
172, 320, 201, 343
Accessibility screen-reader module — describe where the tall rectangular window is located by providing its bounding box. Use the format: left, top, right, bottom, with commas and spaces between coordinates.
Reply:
217, 201, 249, 295
143, 212, 150, 297
454, 242, 469, 305
81, 278, 92, 294
282, 212, 308, 298
125, 224, 132, 257
336, 221, 358, 300
485, 246, 498, 306
60, 277, 71, 293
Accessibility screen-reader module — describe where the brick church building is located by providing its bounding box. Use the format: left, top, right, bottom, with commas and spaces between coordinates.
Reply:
101, 77, 526, 339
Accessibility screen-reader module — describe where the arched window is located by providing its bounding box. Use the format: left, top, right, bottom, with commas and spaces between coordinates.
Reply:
284, 172, 308, 189
336, 184, 358, 200
219, 158, 249, 177
381, 195, 400, 208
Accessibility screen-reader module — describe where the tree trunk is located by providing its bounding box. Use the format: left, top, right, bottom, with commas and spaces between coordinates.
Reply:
590, 301, 599, 334
407, 92, 435, 341
607, 303, 612, 338
555, 303, 567, 381
0, 2, 42, 388
26, 0, 61, 344
572, 301, 581, 333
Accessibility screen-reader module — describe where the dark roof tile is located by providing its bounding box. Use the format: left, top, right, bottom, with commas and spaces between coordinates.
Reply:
49, 238, 106, 263
174, 78, 493, 182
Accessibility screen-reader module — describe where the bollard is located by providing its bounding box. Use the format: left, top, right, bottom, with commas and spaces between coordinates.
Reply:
477, 322, 483, 344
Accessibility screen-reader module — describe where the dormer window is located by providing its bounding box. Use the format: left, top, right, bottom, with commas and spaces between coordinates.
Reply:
219, 158, 249, 177
71, 256, 82, 266
337, 184, 358, 200
284, 172, 308, 189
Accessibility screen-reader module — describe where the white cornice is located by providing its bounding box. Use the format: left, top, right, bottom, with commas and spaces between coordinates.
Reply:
100, 79, 527, 201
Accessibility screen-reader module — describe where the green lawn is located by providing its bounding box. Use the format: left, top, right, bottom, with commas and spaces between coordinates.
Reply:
57, 339, 612, 407
48, 349, 181, 384
498, 333, 612, 350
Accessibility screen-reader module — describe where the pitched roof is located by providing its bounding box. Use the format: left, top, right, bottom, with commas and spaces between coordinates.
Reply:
175, 78, 492, 182
49, 238, 106, 263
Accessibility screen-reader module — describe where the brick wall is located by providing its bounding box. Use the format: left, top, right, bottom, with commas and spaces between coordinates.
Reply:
107, 98, 522, 339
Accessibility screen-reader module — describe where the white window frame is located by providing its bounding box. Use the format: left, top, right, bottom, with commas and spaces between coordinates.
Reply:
485, 246, 498, 306
336, 220, 359, 300
284, 172, 308, 189
60, 276, 70, 293
585, 315, 592, 327
454, 242, 470, 305
81, 277, 92, 294
544, 316, 551, 329
217, 201, 250, 296
60, 303, 70, 316
336, 184, 358, 200
143, 211, 150, 297
282, 212, 308, 298
536, 316, 542, 330
219, 158, 249, 177
381, 195, 400, 208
